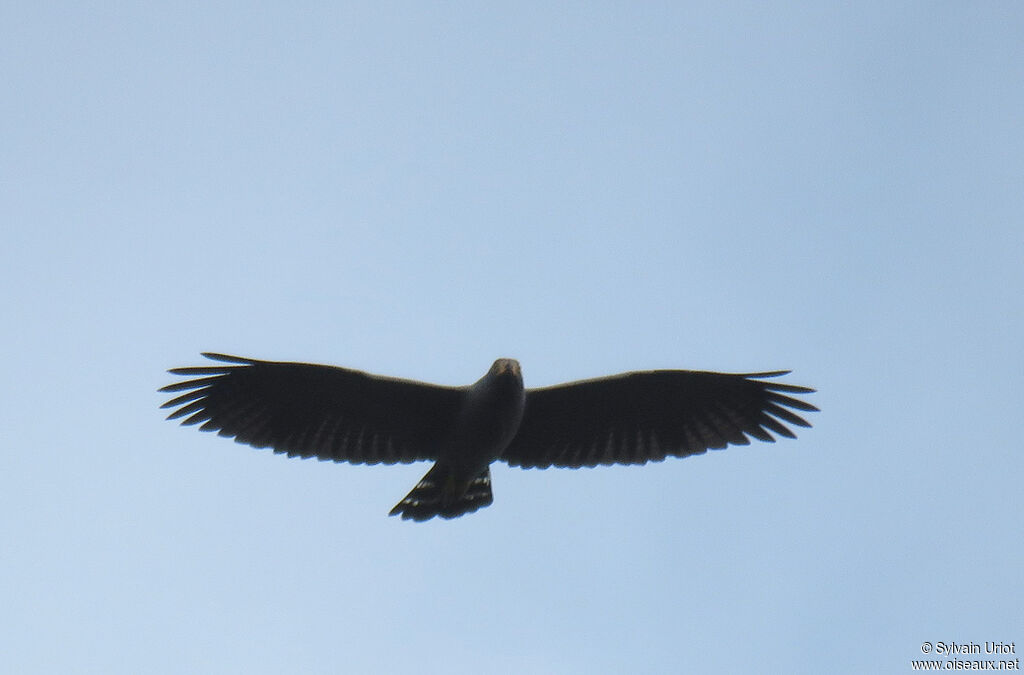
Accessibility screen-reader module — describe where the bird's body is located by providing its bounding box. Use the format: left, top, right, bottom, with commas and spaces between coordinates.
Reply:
389, 358, 524, 519
160, 353, 817, 521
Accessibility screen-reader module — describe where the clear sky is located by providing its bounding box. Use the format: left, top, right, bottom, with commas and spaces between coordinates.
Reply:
3, 3, 1022, 673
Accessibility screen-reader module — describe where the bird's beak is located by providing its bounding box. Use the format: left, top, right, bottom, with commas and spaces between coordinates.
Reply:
494, 359, 521, 377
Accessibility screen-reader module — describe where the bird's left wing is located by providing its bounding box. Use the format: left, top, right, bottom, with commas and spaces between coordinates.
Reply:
501, 370, 817, 469
160, 353, 464, 464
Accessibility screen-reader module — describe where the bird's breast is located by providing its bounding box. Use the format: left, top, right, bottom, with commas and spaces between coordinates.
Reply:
442, 372, 525, 471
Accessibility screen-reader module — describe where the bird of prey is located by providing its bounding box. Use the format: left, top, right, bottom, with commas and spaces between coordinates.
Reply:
160, 353, 817, 521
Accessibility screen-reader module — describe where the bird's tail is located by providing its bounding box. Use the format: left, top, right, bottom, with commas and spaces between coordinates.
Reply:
389, 465, 493, 521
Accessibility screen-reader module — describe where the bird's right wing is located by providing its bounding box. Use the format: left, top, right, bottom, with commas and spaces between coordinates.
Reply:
501, 370, 817, 469
159, 353, 464, 464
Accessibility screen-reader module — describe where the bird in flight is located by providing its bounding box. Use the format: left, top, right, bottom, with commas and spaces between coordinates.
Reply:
160, 353, 817, 521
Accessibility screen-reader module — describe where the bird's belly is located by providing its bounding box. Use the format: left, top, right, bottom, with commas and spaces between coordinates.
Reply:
440, 391, 524, 474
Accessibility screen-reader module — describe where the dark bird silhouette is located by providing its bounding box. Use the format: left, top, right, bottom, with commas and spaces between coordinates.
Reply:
160, 353, 817, 521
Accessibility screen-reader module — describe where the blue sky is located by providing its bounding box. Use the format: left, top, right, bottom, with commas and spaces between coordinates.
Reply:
3, 3, 1022, 673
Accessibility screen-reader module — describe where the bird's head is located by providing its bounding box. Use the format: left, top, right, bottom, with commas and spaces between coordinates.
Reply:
490, 358, 522, 379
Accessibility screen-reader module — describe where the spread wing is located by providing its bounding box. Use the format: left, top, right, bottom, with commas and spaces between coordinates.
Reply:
159, 353, 465, 464
501, 370, 817, 469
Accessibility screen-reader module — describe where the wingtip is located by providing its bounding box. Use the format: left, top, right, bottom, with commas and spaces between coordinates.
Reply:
200, 352, 253, 364
160, 353, 249, 378
752, 371, 817, 396
744, 370, 792, 379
